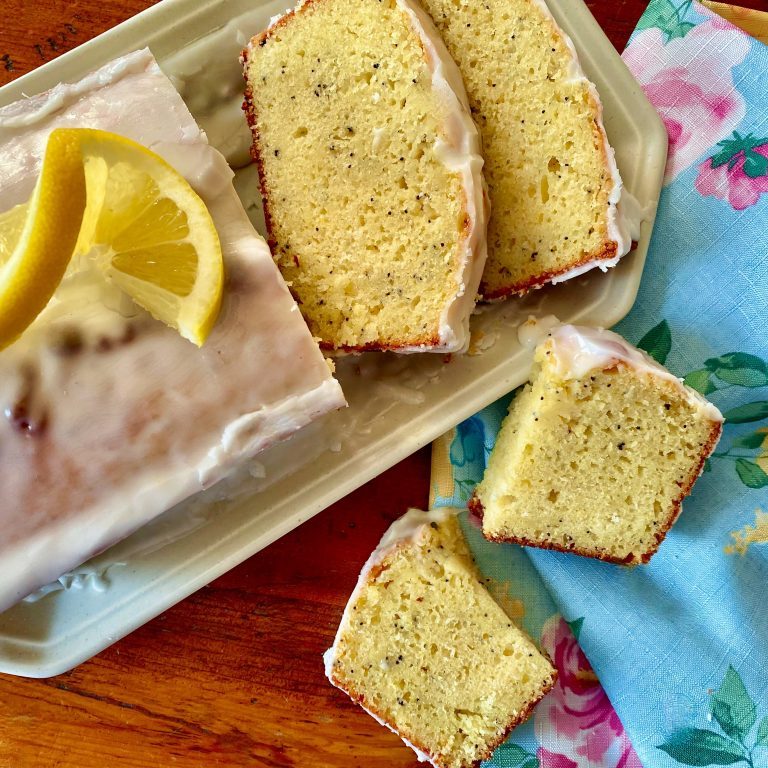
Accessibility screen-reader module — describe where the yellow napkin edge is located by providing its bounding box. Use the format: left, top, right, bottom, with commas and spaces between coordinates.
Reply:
429, 428, 457, 510
702, 1, 768, 43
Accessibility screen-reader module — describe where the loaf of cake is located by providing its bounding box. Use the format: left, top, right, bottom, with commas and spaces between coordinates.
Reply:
242, 0, 487, 353
417, 0, 633, 299
471, 325, 723, 564
324, 508, 556, 768
0, 50, 346, 613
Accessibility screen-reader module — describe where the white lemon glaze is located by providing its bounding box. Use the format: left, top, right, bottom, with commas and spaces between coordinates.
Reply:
394, 0, 487, 354
543, 324, 723, 422
0, 49, 346, 612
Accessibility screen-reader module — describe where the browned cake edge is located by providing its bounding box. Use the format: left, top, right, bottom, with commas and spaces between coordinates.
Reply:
241, 3, 474, 353
470, 420, 723, 565
326, 531, 557, 767
329, 667, 556, 768
479, 242, 619, 302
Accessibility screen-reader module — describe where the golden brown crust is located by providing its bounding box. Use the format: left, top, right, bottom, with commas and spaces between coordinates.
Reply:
329, 667, 557, 768
475, 420, 724, 565
241, 47, 278, 255
471, 667, 557, 766
641, 418, 723, 562
479, 241, 620, 301
319, 333, 443, 353
326, 519, 558, 766
467, 493, 484, 522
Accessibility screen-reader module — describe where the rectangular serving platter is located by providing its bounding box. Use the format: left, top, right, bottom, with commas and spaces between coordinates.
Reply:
0, 0, 667, 676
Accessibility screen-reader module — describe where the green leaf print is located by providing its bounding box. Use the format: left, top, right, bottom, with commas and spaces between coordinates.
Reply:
634, 0, 696, 42
757, 716, 768, 746
567, 616, 584, 640
734, 459, 768, 489
658, 728, 745, 765
710, 133, 768, 180
743, 150, 768, 179
723, 402, 768, 424
638, 320, 672, 365
495, 742, 537, 766
730, 432, 766, 450
496, 743, 527, 762
711, 667, 757, 741
685, 369, 717, 395
705, 353, 768, 388
659, 667, 767, 766
668, 20, 696, 40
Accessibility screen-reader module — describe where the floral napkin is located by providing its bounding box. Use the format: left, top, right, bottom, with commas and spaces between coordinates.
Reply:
431, 2, 768, 766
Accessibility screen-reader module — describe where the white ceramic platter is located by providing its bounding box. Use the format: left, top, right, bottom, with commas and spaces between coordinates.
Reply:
0, 0, 667, 676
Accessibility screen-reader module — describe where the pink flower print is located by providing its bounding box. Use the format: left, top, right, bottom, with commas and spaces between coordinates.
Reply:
695, 133, 768, 210
534, 616, 642, 768
538, 749, 579, 768
622, 18, 749, 183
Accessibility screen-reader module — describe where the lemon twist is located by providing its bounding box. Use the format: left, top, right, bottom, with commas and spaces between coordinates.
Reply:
0, 131, 86, 350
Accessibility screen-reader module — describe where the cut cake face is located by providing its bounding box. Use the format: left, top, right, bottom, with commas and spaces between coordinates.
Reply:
471, 325, 723, 564
242, 0, 487, 353
417, 0, 635, 298
0, 49, 346, 612
324, 508, 556, 768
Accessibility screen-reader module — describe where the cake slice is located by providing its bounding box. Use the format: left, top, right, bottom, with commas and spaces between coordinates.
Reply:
417, 0, 633, 298
242, 0, 487, 352
0, 49, 346, 613
471, 325, 723, 564
324, 508, 556, 768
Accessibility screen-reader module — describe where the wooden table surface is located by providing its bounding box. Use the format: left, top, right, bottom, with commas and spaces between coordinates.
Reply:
1, 1, 766, 766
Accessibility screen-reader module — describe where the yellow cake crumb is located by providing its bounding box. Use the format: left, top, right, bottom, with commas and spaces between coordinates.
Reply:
418, 0, 625, 298
472, 326, 723, 564
242, 0, 485, 351
325, 509, 556, 768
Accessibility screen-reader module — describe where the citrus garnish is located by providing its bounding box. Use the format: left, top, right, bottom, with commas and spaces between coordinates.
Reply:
72, 129, 224, 346
0, 130, 86, 351
0, 128, 224, 350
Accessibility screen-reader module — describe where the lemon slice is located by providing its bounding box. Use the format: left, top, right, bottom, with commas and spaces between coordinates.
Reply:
71, 128, 224, 347
0, 128, 224, 350
0, 130, 86, 351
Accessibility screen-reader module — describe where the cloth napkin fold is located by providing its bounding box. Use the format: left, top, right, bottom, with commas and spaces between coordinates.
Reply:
431, 2, 768, 766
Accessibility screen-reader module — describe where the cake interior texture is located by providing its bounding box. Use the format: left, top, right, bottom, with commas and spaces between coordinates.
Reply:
474, 342, 722, 564
243, 0, 472, 350
326, 511, 556, 768
418, 0, 621, 297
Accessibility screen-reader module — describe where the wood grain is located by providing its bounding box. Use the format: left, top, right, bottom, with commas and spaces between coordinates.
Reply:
0, 0, 161, 86
0, 446, 433, 768
1, 1, 765, 766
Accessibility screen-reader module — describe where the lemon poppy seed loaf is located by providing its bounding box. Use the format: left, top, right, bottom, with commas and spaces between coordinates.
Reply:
324, 508, 556, 768
417, 0, 632, 298
470, 325, 723, 564
242, 0, 487, 352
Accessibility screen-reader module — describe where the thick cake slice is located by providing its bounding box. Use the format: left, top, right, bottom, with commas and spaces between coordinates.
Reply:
324, 508, 556, 768
417, 0, 633, 298
242, 0, 486, 352
0, 50, 346, 613
471, 325, 723, 564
